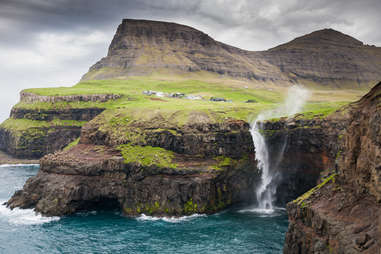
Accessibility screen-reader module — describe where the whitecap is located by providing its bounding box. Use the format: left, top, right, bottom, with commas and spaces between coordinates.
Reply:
0, 164, 40, 168
238, 206, 286, 217
0, 202, 59, 225
136, 213, 206, 223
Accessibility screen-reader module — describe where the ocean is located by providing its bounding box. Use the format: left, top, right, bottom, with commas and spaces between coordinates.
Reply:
0, 165, 288, 254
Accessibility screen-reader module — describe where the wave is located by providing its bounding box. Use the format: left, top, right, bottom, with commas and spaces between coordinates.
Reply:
0, 201, 59, 225
136, 213, 206, 223
238, 206, 286, 217
0, 164, 40, 168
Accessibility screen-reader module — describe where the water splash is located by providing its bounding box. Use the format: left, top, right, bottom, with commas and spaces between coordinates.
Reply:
250, 85, 310, 213
136, 213, 206, 223
0, 201, 60, 225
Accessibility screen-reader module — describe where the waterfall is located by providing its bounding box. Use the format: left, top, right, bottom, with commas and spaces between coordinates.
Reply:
250, 85, 310, 213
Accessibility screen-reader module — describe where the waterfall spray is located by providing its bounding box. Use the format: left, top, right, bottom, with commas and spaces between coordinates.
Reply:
250, 85, 310, 213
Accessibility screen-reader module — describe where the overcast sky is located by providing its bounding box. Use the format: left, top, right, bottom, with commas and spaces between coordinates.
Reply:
1, 0, 381, 121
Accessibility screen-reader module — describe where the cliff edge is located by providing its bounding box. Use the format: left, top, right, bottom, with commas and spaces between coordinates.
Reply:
284, 82, 381, 253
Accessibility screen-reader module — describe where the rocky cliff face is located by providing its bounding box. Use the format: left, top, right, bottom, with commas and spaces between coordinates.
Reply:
6, 103, 349, 217
6, 112, 260, 216
284, 82, 381, 254
0, 92, 119, 159
260, 112, 349, 206
83, 19, 381, 87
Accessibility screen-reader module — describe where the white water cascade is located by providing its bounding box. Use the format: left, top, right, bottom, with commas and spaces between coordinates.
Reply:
250, 85, 310, 213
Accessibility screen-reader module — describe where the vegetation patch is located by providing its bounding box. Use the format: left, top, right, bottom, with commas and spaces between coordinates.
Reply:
0, 119, 86, 132
210, 156, 234, 170
117, 144, 177, 169
293, 173, 337, 208
63, 138, 80, 151
184, 198, 198, 214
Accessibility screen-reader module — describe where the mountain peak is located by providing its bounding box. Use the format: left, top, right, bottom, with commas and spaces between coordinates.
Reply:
271, 28, 364, 50
107, 18, 217, 57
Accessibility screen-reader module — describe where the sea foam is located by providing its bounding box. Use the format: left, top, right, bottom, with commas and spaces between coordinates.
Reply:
136, 213, 206, 223
0, 201, 59, 225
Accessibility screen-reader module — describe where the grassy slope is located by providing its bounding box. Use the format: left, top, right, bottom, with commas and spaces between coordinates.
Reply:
16, 76, 368, 124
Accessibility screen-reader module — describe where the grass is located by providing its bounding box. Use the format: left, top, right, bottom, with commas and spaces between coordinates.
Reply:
0, 118, 86, 132
293, 173, 336, 208
15, 76, 367, 124
117, 144, 177, 169
63, 138, 80, 151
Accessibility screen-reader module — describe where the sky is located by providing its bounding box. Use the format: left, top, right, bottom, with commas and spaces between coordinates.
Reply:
1, 0, 381, 121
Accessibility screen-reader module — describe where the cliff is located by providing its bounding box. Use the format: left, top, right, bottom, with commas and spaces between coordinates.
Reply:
6, 110, 260, 216
284, 82, 381, 253
6, 93, 351, 216
83, 19, 381, 87
0, 92, 119, 159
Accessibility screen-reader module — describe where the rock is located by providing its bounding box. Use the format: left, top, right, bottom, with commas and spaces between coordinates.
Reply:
170, 92, 185, 98
6, 143, 259, 217
210, 97, 227, 102
20, 92, 120, 104
284, 82, 381, 254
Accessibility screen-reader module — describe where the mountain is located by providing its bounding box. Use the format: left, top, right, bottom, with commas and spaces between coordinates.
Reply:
82, 19, 381, 87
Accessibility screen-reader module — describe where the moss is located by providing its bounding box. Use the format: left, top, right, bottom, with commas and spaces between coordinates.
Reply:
184, 198, 198, 214
336, 150, 342, 159
210, 156, 235, 170
117, 144, 177, 169
63, 138, 80, 151
152, 128, 179, 135
0, 118, 86, 132
293, 173, 337, 206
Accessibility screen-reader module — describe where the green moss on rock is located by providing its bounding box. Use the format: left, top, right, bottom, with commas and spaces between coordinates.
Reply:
117, 144, 177, 169
293, 173, 337, 207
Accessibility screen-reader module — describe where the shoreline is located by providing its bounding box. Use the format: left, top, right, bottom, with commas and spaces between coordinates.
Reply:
0, 151, 39, 165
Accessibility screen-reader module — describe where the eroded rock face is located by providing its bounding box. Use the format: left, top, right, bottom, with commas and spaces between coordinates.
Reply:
284, 82, 381, 254
10, 107, 105, 121
0, 125, 81, 159
80, 116, 254, 159
0, 92, 116, 159
260, 113, 349, 206
7, 144, 258, 216
20, 92, 121, 103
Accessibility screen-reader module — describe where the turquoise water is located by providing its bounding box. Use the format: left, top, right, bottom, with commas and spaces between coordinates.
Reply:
0, 165, 288, 254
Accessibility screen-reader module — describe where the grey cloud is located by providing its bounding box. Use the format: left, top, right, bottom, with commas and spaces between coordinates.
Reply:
0, 0, 381, 121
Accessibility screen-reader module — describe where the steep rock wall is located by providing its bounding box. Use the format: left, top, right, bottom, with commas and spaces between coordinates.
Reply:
0, 92, 116, 159
284, 82, 381, 254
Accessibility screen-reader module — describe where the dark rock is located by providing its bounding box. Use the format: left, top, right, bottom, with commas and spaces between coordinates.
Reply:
210, 97, 227, 102
6, 144, 259, 216
284, 82, 381, 254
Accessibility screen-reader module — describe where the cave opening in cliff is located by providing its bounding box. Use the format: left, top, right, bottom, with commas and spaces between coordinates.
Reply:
75, 196, 121, 212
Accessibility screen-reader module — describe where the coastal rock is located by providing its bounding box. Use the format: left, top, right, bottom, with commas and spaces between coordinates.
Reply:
7, 143, 259, 216
0, 91, 120, 158
284, 82, 381, 254
260, 113, 349, 206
